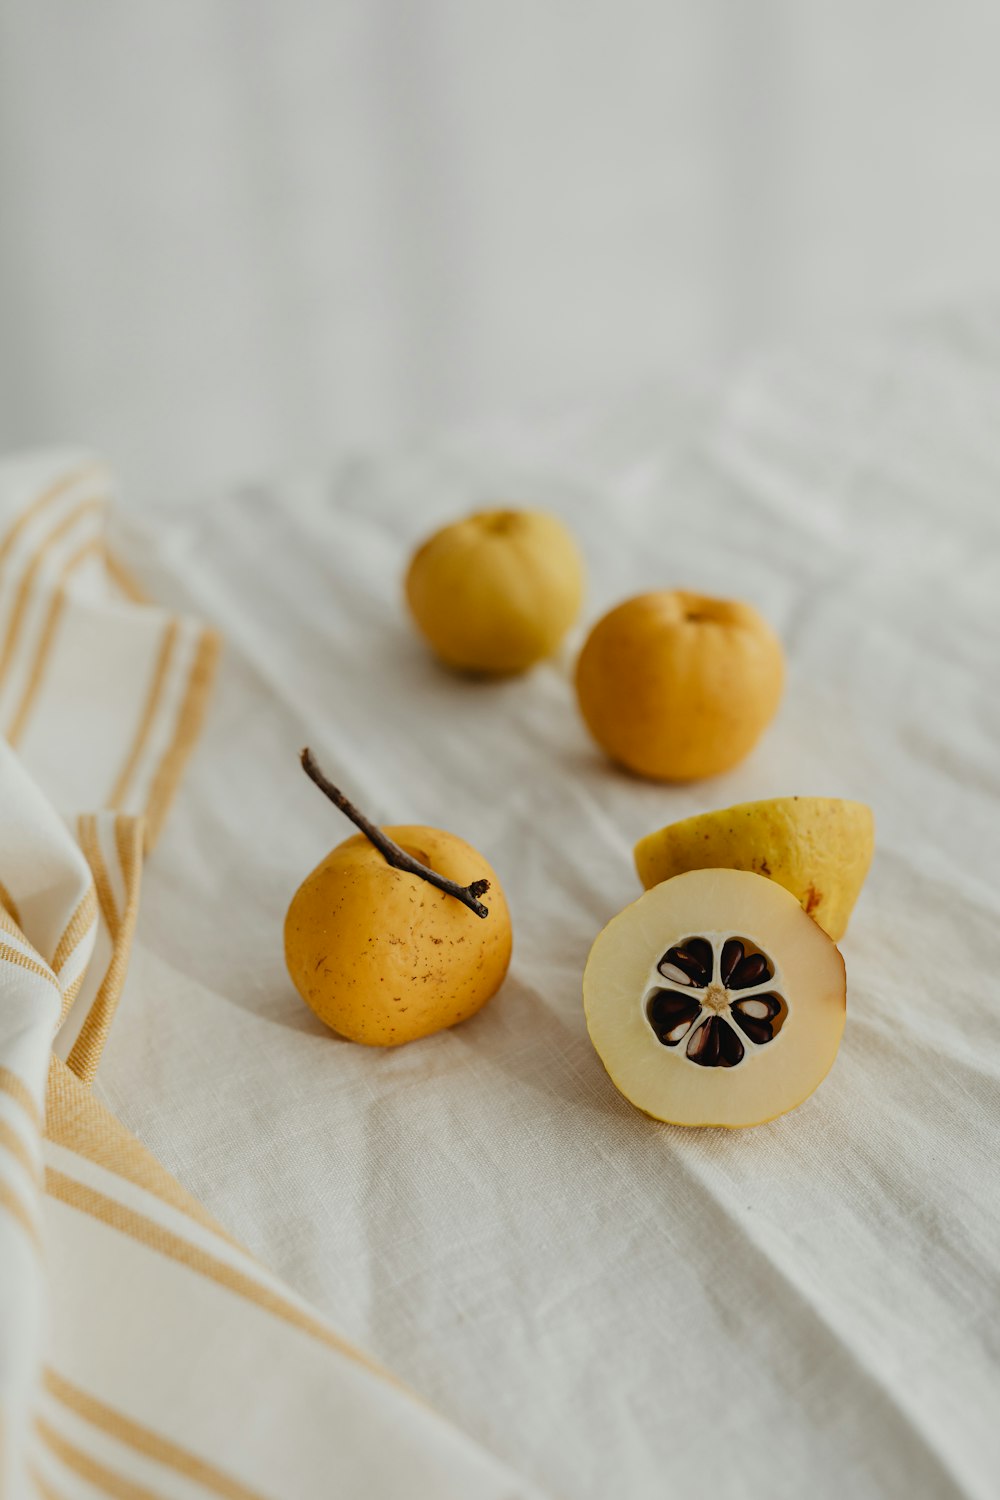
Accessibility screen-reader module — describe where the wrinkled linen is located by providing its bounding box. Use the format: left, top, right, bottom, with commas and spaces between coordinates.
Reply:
97, 309, 1000, 1500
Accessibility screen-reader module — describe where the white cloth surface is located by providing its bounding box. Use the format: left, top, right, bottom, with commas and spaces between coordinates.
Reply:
99, 309, 1000, 1499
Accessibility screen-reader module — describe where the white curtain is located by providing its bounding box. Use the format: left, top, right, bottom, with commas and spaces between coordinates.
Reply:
1, 0, 999, 502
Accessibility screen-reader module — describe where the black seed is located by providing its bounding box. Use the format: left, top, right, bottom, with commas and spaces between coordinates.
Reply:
728, 952, 772, 989
720, 939, 744, 985
730, 1012, 773, 1045
658, 937, 712, 987
687, 1016, 744, 1068
686, 1018, 717, 1064
733, 993, 782, 1020
648, 990, 701, 1023
731, 993, 784, 1046
647, 989, 701, 1047
657, 961, 697, 987
676, 938, 713, 977
718, 1019, 745, 1066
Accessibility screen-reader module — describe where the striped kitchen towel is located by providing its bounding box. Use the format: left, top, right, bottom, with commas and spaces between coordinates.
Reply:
0, 452, 538, 1500
0, 450, 218, 849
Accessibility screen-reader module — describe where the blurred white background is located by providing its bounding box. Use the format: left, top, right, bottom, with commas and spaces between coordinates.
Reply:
1, 1, 999, 503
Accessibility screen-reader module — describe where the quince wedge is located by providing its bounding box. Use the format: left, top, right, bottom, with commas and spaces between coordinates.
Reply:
634, 796, 874, 942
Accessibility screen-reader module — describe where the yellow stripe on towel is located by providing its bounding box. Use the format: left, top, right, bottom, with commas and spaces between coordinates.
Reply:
43, 1370, 268, 1500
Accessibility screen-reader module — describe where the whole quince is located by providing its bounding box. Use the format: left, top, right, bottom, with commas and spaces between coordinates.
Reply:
634, 796, 874, 941
405, 507, 584, 675
285, 752, 512, 1045
575, 590, 784, 780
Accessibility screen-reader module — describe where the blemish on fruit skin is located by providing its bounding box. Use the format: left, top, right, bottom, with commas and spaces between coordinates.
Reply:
805, 884, 822, 913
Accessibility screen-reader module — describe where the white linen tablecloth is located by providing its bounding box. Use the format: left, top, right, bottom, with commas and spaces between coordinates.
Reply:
99, 309, 1000, 1500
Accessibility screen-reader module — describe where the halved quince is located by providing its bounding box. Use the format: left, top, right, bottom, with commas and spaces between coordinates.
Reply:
633, 796, 874, 941
584, 869, 846, 1127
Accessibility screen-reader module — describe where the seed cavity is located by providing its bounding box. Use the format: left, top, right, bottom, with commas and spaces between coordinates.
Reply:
686, 1015, 744, 1068
720, 938, 744, 985
657, 937, 712, 988
730, 992, 787, 1046
646, 988, 701, 1047
728, 951, 772, 989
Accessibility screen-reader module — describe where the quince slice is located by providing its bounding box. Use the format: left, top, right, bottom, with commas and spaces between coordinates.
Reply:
584, 869, 846, 1128
634, 796, 874, 941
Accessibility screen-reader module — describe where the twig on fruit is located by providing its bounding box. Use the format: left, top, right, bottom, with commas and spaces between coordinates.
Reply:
300, 748, 491, 918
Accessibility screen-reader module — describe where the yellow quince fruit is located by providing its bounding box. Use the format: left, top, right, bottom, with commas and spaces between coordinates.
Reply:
405, 508, 584, 675
633, 796, 874, 942
574, 591, 784, 781
286, 751, 512, 1045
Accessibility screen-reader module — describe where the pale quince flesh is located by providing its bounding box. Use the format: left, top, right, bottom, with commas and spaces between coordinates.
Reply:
584, 869, 846, 1128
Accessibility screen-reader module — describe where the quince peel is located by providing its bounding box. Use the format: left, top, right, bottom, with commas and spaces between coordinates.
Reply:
285, 751, 512, 1046
575, 590, 784, 781
406, 507, 584, 675
634, 796, 874, 941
